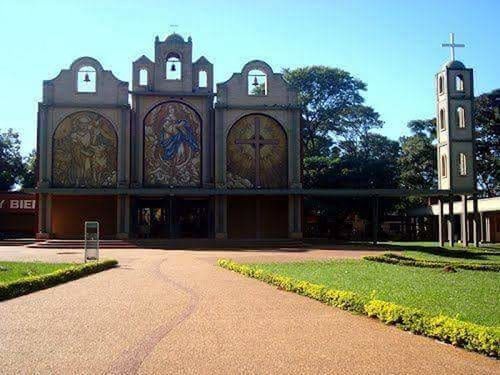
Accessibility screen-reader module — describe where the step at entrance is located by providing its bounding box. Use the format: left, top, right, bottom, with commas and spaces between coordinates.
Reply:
27, 239, 138, 249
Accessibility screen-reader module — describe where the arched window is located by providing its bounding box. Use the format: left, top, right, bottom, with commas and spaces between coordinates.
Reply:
455, 74, 464, 91
139, 69, 148, 86
438, 76, 444, 94
441, 154, 447, 178
166, 53, 181, 80
439, 109, 446, 131
248, 69, 267, 95
77, 66, 96, 93
459, 153, 467, 176
457, 106, 466, 128
198, 70, 207, 88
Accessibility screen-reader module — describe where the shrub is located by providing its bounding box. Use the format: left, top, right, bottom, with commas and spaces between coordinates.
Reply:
0, 259, 118, 301
365, 300, 500, 357
364, 253, 500, 272
218, 259, 500, 357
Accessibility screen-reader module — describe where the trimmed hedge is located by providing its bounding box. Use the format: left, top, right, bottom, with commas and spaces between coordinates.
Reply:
218, 259, 500, 357
364, 253, 500, 272
0, 259, 118, 301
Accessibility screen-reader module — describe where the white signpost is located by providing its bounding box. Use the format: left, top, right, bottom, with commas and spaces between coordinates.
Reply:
84, 221, 100, 262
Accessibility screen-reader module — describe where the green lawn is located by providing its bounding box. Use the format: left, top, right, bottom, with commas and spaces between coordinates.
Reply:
373, 241, 500, 264
0, 261, 75, 284
250, 259, 500, 326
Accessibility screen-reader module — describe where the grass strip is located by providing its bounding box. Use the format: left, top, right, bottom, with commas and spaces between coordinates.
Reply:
364, 253, 500, 272
0, 259, 118, 301
218, 258, 500, 357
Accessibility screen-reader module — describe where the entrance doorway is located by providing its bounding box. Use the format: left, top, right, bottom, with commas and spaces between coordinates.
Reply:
134, 197, 210, 238
176, 198, 209, 238
228, 196, 288, 239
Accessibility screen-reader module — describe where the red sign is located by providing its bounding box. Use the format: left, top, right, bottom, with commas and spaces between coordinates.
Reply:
0, 194, 37, 213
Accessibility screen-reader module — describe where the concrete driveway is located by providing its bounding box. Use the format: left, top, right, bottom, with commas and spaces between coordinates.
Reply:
0, 245, 497, 374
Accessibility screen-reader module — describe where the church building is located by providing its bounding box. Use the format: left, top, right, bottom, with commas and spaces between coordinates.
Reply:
36, 34, 302, 240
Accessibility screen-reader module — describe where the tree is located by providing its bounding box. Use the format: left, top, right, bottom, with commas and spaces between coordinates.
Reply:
20, 149, 37, 188
398, 119, 437, 193
338, 133, 401, 189
303, 133, 400, 238
302, 155, 340, 188
474, 90, 500, 196
406, 119, 436, 140
283, 66, 383, 157
398, 134, 436, 191
0, 129, 24, 190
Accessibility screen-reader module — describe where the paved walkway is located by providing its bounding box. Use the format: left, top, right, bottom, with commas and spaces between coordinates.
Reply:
0, 245, 497, 374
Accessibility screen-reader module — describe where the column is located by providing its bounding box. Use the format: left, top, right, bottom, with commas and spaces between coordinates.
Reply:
36, 193, 49, 239
288, 195, 294, 237
448, 195, 455, 247
438, 198, 445, 246
124, 195, 131, 236
215, 195, 227, 239
38, 105, 50, 187
288, 195, 303, 239
116, 195, 130, 239
116, 195, 122, 236
118, 108, 130, 187
461, 195, 468, 247
485, 215, 491, 243
472, 194, 480, 247
295, 195, 303, 237
480, 212, 485, 243
372, 196, 379, 245
214, 108, 226, 187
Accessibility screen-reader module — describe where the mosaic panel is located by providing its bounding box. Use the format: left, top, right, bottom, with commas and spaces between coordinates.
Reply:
144, 102, 201, 186
227, 114, 287, 188
52, 111, 117, 187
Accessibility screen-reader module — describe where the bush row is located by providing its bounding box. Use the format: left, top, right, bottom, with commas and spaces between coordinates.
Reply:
364, 253, 500, 272
0, 259, 118, 301
218, 259, 500, 357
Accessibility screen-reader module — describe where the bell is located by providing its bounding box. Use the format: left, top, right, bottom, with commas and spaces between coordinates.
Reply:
83, 73, 91, 82
252, 76, 259, 86
170, 63, 176, 72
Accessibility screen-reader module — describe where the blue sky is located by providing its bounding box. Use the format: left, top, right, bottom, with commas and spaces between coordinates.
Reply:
1, 0, 499, 155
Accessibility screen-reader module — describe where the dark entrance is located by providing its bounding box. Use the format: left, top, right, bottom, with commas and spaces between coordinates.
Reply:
134, 196, 210, 238
228, 196, 288, 239
176, 198, 209, 238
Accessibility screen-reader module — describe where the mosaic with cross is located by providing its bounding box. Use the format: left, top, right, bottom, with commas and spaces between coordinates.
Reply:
227, 114, 287, 188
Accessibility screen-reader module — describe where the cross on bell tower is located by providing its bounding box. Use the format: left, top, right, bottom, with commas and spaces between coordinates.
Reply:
441, 32, 465, 62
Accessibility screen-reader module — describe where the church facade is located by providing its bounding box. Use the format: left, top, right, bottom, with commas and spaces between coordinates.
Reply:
36, 34, 302, 240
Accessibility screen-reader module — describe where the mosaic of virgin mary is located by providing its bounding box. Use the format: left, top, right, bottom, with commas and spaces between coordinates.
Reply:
144, 102, 201, 186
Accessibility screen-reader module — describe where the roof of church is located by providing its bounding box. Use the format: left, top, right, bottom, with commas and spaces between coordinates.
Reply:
194, 56, 210, 65
444, 60, 466, 69
165, 33, 185, 43
134, 55, 153, 64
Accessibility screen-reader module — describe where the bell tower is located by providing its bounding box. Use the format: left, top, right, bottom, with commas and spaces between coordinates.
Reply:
436, 33, 479, 247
